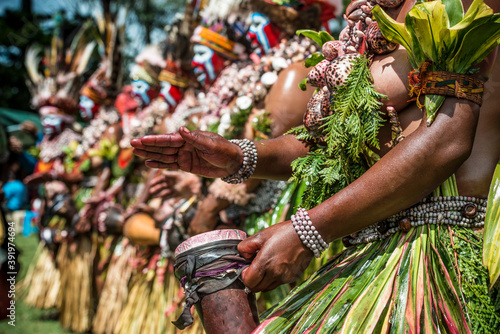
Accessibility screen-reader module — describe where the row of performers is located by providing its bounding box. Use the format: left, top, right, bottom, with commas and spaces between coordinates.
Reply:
18, 1, 342, 333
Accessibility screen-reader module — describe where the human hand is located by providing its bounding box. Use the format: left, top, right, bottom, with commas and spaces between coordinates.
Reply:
149, 170, 201, 200
238, 221, 314, 292
8, 136, 23, 153
188, 210, 219, 236
131, 127, 243, 178
74, 211, 92, 233
20, 121, 39, 135
24, 172, 53, 186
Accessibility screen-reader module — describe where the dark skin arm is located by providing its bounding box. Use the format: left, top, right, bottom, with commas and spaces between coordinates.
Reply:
238, 97, 479, 291
131, 80, 484, 292
131, 131, 308, 181
132, 0, 499, 292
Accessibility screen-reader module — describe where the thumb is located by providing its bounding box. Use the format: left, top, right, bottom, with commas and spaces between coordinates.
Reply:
179, 127, 216, 152
238, 236, 262, 259
179, 127, 201, 147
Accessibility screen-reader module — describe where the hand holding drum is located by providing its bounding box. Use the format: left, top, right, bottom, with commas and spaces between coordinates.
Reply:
173, 229, 259, 334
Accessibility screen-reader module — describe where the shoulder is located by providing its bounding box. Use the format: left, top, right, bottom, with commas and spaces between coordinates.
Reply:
371, 46, 413, 113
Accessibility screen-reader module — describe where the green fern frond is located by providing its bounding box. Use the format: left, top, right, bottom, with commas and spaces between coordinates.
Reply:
291, 54, 387, 208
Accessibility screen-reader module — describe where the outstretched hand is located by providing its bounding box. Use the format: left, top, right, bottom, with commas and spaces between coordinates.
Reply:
24, 172, 53, 186
238, 221, 314, 292
149, 170, 201, 200
131, 127, 243, 179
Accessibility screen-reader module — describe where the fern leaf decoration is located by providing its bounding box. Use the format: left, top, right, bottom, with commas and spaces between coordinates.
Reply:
290, 55, 387, 209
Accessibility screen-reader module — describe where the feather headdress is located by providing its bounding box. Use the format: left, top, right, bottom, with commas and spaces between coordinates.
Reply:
25, 20, 97, 115
81, 5, 127, 104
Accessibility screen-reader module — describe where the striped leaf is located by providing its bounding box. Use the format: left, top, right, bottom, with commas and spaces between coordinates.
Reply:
483, 159, 500, 289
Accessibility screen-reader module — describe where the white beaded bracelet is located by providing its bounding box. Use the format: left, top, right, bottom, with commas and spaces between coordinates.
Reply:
291, 208, 329, 258
221, 139, 257, 184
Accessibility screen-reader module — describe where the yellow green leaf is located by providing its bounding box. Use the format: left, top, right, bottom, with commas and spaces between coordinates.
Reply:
451, 0, 492, 31
449, 20, 500, 72
441, 0, 464, 26
406, 2, 450, 64
371, 6, 412, 51
483, 159, 500, 289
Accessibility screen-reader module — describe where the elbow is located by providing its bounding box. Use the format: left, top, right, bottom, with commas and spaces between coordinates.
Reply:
437, 129, 475, 171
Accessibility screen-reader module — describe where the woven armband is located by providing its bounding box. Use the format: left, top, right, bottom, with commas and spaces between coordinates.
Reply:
409, 61, 485, 108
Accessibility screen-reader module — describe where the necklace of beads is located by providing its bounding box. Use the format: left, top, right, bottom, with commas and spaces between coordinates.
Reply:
76, 107, 120, 157
342, 196, 487, 247
39, 128, 82, 163
120, 98, 168, 149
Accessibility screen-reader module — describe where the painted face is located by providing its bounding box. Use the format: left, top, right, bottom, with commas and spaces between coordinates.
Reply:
130, 79, 158, 107
159, 81, 183, 112
115, 85, 140, 118
247, 13, 280, 55
192, 44, 225, 86
41, 114, 66, 139
79, 95, 100, 121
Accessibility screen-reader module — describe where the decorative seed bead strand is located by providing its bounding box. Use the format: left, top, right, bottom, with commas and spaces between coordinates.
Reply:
221, 139, 257, 184
291, 208, 329, 258
342, 196, 487, 247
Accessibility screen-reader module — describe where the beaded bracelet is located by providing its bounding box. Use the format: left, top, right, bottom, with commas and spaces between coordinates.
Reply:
221, 139, 257, 184
291, 208, 329, 258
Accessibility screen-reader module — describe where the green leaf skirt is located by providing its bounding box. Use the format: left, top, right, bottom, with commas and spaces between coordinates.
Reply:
255, 224, 500, 333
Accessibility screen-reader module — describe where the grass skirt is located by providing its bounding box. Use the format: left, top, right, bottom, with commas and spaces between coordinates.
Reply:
17, 242, 61, 309
58, 235, 95, 333
255, 224, 500, 333
92, 240, 135, 334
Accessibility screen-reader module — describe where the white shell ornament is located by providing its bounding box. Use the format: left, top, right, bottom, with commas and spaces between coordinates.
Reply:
260, 71, 278, 87
272, 57, 289, 71
236, 95, 253, 111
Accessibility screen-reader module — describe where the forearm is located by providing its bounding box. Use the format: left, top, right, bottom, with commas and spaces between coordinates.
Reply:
252, 134, 309, 180
309, 98, 479, 243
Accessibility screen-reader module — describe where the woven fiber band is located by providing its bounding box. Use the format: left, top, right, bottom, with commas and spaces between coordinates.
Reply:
81, 86, 105, 105
409, 61, 484, 107
197, 27, 239, 60
159, 70, 189, 88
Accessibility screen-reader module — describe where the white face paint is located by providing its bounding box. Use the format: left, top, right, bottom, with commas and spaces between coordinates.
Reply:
41, 114, 64, 137
248, 13, 274, 54
131, 79, 151, 106
250, 13, 269, 32
192, 44, 217, 84
160, 81, 178, 108
79, 95, 96, 121
193, 44, 214, 63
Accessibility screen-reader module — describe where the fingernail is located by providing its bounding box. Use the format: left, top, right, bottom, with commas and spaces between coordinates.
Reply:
180, 127, 190, 134
241, 252, 253, 259
242, 267, 248, 279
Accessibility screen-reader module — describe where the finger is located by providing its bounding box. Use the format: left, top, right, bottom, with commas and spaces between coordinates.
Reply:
130, 138, 145, 149
252, 275, 279, 293
140, 134, 185, 148
149, 182, 166, 194
133, 145, 179, 155
145, 160, 179, 169
133, 149, 178, 163
238, 235, 262, 259
241, 256, 265, 291
161, 170, 184, 178
262, 281, 281, 292
149, 177, 163, 188
178, 127, 213, 151
156, 189, 172, 198
150, 184, 171, 196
